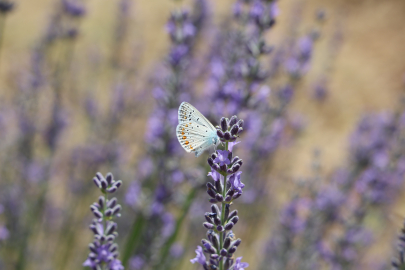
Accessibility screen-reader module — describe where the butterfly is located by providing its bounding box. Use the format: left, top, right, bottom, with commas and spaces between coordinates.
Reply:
176, 102, 220, 157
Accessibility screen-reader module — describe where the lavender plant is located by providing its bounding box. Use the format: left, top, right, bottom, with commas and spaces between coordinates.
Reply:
123, 1, 208, 268
84, 172, 124, 270
191, 115, 248, 270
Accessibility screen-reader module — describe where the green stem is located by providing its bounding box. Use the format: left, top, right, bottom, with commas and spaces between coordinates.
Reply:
219, 141, 229, 270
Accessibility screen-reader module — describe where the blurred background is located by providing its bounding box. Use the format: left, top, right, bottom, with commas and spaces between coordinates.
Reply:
0, 0, 405, 269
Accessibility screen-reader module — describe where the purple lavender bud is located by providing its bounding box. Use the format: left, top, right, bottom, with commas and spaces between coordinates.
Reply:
227, 168, 233, 174
109, 243, 118, 253
229, 116, 238, 127
224, 204, 230, 221
224, 237, 231, 249
202, 240, 217, 254
225, 195, 232, 202
211, 204, 220, 215
107, 186, 117, 193
233, 192, 242, 200
93, 177, 101, 188
228, 210, 238, 221
238, 127, 243, 134
220, 249, 228, 256
204, 213, 214, 223
113, 180, 122, 189
224, 131, 231, 140
89, 252, 97, 260
224, 222, 234, 230
230, 125, 239, 136
207, 158, 214, 167
217, 225, 224, 232
107, 198, 117, 208
90, 224, 98, 235
105, 209, 113, 217
105, 172, 113, 185
93, 210, 103, 219
237, 159, 243, 166
210, 233, 219, 250
100, 178, 108, 189
220, 164, 227, 172
226, 189, 235, 198
230, 216, 239, 225
98, 196, 105, 209
90, 204, 99, 213
237, 119, 244, 128
217, 129, 225, 138
228, 246, 237, 254
230, 136, 237, 142
232, 239, 242, 247
89, 243, 97, 253
212, 152, 218, 159
209, 198, 218, 203
209, 258, 217, 266
204, 222, 215, 229
215, 179, 223, 194
106, 235, 115, 242
213, 163, 221, 172
112, 205, 121, 215
210, 254, 219, 259
220, 117, 228, 131
207, 188, 216, 199
213, 216, 221, 226
96, 172, 103, 181
207, 182, 217, 192
215, 193, 224, 202
224, 258, 233, 270
232, 164, 241, 173
106, 222, 117, 235
231, 156, 240, 163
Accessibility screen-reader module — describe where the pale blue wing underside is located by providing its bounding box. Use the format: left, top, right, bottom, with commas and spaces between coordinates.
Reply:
176, 102, 219, 157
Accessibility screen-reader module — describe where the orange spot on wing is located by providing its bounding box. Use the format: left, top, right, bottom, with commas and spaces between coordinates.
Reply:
190, 146, 193, 149
181, 131, 185, 135
185, 141, 189, 145
182, 136, 186, 139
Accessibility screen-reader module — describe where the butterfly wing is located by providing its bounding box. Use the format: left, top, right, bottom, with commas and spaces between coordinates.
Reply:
178, 102, 216, 131
176, 123, 218, 156
177, 102, 218, 157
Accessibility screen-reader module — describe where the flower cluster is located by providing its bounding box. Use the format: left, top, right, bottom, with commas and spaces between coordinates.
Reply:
84, 172, 124, 270
191, 115, 248, 270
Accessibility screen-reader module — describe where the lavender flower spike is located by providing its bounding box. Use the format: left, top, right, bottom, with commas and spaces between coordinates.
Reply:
196, 115, 247, 270
84, 172, 124, 270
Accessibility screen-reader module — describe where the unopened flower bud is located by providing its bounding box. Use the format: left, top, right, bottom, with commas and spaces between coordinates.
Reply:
211, 204, 220, 215
224, 131, 231, 140
228, 210, 238, 221
105, 173, 113, 185
230, 216, 239, 225
204, 222, 215, 229
224, 222, 234, 230
217, 129, 225, 138
220, 117, 228, 132
230, 125, 239, 136
215, 193, 224, 202
220, 248, 228, 256
229, 116, 238, 127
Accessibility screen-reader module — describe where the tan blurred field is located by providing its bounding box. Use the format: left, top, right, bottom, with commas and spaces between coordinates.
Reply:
1, 0, 405, 269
